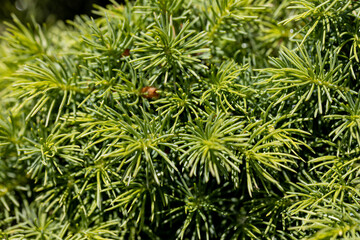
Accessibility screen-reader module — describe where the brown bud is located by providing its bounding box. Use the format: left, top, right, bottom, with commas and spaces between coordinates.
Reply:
140, 86, 159, 99
122, 49, 130, 57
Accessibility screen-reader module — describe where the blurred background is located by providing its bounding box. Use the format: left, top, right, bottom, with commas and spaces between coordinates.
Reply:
0, 0, 121, 25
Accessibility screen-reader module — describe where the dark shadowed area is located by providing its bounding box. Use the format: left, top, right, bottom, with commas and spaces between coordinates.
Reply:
0, 0, 120, 24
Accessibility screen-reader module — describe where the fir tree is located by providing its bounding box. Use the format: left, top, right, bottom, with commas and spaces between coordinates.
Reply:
1, 0, 360, 239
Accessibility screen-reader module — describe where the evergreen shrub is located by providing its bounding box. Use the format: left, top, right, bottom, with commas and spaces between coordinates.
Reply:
1, 0, 360, 239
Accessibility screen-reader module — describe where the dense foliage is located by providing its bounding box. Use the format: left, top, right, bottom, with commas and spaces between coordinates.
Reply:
1, 0, 360, 239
